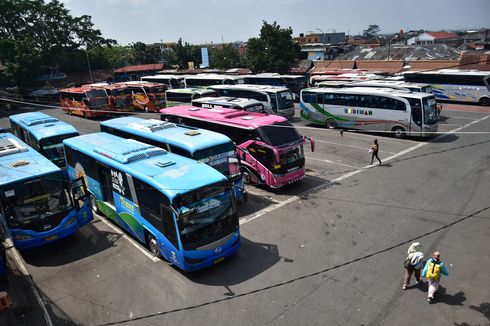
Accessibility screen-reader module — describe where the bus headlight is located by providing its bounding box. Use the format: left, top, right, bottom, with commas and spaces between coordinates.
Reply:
13, 234, 33, 241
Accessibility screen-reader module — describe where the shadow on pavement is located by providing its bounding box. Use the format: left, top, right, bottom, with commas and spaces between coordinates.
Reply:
185, 237, 282, 287
20, 221, 122, 267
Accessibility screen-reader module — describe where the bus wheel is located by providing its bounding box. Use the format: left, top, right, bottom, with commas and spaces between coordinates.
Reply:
241, 167, 253, 185
325, 118, 336, 129
392, 126, 406, 138
479, 97, 490, 106
90, 195, 100, 215
147, 234, 160, 257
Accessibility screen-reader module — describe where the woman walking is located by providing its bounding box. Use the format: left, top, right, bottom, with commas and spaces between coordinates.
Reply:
370, 139, 382, 165
402, 242, 424, 290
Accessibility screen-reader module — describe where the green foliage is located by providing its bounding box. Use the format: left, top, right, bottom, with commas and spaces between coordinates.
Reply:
0, 0, 115, 86
130, 42, 161, 65
245, 21, 300, 74
172, 38, 202, 69
210, 44, 241, 69
363, 24, 381, 39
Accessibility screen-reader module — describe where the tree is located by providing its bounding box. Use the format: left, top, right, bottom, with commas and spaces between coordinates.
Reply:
172, 38, 201, 69
363, 24, 381, 39
130, 42, 161, 64
245, 21, 300, 73
210, 44, 241, 69
0, 0, 115, 86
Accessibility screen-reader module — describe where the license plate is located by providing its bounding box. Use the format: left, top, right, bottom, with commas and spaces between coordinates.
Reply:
214, 257, 225, 264
46, 235, 58, 241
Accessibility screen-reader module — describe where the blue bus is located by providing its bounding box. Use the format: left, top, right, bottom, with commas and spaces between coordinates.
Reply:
9, 111, 79, 172
63, 133, 240, 271
0, 133, 92, 250
100, 117, 247, 202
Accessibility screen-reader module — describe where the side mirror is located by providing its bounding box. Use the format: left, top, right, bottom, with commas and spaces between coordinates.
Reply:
306, 136, 315, 152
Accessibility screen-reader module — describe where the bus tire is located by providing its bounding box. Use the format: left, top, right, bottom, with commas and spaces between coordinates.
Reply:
90, 195, 101, 215
146, 233, 160, 258
479, 97, 490, 106
241, 167, 253, 185
391, 126, 406, 138
325, 118, 336, 129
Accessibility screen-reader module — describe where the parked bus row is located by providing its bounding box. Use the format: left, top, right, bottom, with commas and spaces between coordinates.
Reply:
3, 106, 315, 270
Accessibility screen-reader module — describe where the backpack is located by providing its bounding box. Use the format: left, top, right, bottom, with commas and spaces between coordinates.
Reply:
426, 260, 441, 280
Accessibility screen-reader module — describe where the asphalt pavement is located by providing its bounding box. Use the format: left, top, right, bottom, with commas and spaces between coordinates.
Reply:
0, 103, 489, 326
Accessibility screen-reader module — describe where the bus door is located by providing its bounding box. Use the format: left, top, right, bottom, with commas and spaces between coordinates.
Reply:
97, 163, 115, 206
70, 177, 93, 224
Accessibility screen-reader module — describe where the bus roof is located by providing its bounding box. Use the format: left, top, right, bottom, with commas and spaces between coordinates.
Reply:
63, 132, 227, 199
100, 117, 233, 153
166, 88, 216, 95
141, 74, 186, 80
9, 112, 78, 141
160, 105, 287, 129
85, 83, 127, 90
59, 87, 92, 93
192, 96, 263, 107
303, 86, 433, 99
404, 69, 490, 77
185, 74, 244, 81
122, 81, 166, 88
210, 84, 290, 93
0, 133, 60, 185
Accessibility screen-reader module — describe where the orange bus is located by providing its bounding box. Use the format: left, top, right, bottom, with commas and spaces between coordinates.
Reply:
59, 87, 109, 119
124, 81, 167, 112
84, 83, 133, 112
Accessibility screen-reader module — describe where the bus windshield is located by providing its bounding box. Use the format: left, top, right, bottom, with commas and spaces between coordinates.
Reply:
259, 121, 303, 147
423, 97, 438, 125
193, 143, 240, 179
2, 173, 73, 226
277, 91, 294, 109
174, 184, 237, 250
109, 88, 129, 96
40, 133, 79, 167
86, 90, 107, 107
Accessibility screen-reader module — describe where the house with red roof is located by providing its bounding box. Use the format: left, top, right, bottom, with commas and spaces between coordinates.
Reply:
407, 31, 460, 46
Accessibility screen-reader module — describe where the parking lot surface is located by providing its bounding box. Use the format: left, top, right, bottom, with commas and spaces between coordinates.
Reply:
0, 103, 489, 326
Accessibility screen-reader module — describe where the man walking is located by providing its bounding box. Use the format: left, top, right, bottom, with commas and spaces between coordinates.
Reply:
370, 139, 382, 165
422, 251, 449, 303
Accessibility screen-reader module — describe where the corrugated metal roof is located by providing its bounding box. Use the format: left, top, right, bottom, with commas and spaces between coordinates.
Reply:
114, 63, 165, 73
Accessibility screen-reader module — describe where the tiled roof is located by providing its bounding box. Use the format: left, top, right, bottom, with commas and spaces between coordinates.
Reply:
114, 63, 165, 73
408, 60, 459, 71
356, 60, 405, 74
426, 31, 459, 39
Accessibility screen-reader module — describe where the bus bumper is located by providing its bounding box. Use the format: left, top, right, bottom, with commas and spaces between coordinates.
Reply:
180, 233, 241, 272
10, 209, 91, 250
270, 168, 305, 188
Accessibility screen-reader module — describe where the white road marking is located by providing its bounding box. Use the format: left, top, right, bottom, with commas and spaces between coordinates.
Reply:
240, 114, 489, 224
306, 156, 360, 169
442, 115, 480, 120
312, 139, 396, 154
4, 238, 53, 326
94, 214, 160, 262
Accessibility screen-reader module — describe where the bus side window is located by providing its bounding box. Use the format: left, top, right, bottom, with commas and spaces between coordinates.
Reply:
247, 144, 273, 169
302, 92, 317, 103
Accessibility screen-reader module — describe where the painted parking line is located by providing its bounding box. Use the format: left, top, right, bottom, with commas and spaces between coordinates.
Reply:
94, 214, 160, 262
4, 238, 53, 326
306, 156, 360, 169
240, 114, 489, 225
312, 139, 397, 155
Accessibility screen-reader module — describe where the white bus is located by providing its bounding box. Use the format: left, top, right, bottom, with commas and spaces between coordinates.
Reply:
300, 87, 439, 138
191, 96, 267, 113
165, 88, 218, 107
209, 84, 295, 118
348, 80, 433, 94
141, 75, 186, 89
184, 74, 245, 87
403, 69, 490, 106
242, 73, 308, 99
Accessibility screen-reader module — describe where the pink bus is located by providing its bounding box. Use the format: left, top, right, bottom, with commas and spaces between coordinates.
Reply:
160, 106, 314, 188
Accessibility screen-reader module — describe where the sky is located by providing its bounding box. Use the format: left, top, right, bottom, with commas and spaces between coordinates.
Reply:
60, 0, 490, 45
